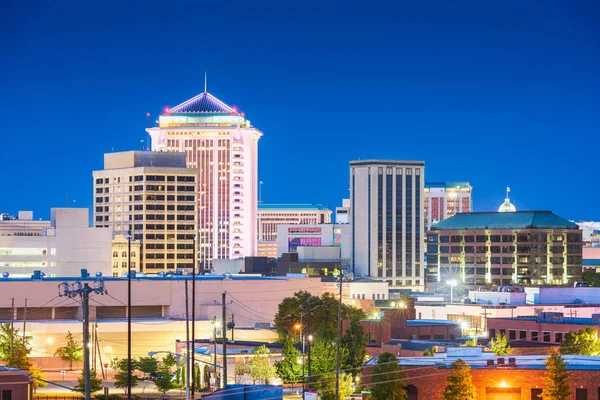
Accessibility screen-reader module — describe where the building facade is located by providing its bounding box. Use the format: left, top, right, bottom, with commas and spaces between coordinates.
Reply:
148, 90, 262, 266
335, 199, 350, 224
424, 182, 472, 230
350, 160, 425, 289
426, 211, 583, 288
93, 151, 198, 273
275, 223, 351, 262
257, 204, 332, 258
111, 235, 141, 277
0, 209, 112, 277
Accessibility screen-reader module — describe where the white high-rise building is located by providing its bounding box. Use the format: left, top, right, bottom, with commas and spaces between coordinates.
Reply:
350, 160, 425, 290
148, 89, 262, 266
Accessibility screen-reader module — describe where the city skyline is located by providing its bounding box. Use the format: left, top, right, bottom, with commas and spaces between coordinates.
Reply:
2, 1, 599, 221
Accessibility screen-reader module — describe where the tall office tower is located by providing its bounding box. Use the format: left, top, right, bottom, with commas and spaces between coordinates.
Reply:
350, 160, 425, 289
257, 204, 332, 257
148, 89, 263, 267
93, 151, 198, 273
424, 182, 472, 229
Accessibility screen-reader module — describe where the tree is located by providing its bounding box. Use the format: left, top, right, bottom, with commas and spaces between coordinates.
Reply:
370, 352, 407, 400
423, 346, 438, 357
341, 316, 367, 377
274, 291, 365, 342
235, 364, 250, 384
74, 369, 103, 393
29, 366, 48, 393
137, 356, 159, 375
316, 372, 354, 400
248, 345, 275, 384
114, 358, 138, 393
274, 339, 302, 390
54, 331, 83, 370
540, 348, 570, 400
6, 342, 32, 370
560, 328, 600, 356
162, 353, 177, 368
443, 359, 477, 400
155, 364, 176, 394
0, 323, 32, 368
489, 332, 512, 356
463, 338, 477, 347
582, 270, 600, 287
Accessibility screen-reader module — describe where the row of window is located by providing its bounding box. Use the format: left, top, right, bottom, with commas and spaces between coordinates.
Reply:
96, 195, 196, 203
429, 233, 582, 243
95, 176, 195, 185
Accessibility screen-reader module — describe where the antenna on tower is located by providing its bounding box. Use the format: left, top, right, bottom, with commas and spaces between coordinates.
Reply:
204, 71, 207, 93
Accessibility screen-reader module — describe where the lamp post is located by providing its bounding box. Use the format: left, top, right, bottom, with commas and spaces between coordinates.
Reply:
447, 279, 458, 303
191, 234, 196, 397
127, 229, 132, 400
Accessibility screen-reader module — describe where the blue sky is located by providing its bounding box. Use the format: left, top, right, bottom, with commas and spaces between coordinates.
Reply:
1, 0, 599, 220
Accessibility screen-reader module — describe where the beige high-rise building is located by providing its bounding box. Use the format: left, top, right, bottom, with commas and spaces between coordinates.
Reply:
147, 89, 262, 267
93, 151, 198, 273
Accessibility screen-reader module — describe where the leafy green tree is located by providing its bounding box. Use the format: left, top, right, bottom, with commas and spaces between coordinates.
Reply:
137, 356, 159, 375
463, 337, 477, 347
54, 331, 83, 370
0, 323, 32, 365
248, 345, 275, 384
540, 348, 570, 400
162, 353, 177, 368
423, 346, 438, 356
235, 364, 250, 384
274, 291, 365, 342
443, 359, 477, 400
155, 364, 176, 394
560, 327, 600, 356
74, 369, 103, 393
582, 270, 600, 287
114, 358, 138, 393
341, 316, 367, 377
370, 352, 407, 400
489, 332, 512, 356
317, 372, 354, 400
274, 339, 302, 390
29, 366, 48, 393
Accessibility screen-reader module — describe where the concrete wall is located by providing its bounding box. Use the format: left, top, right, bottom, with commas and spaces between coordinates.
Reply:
468, 291, 527, 305
526, 287, 600, 304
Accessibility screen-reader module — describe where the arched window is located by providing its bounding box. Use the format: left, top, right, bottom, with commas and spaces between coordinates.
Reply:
112, 251, 118, 257
131, 251, 136, 257
407, 385, 418, 400
122, 251, 127, 257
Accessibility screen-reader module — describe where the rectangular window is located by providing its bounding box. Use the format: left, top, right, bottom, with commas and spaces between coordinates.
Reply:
543, 331, 551, 342
531, 331, 538, 342
2, 390, 12, 400
555, 332, 563, 343
519, 330, 527, 340
508, 330, 516, 341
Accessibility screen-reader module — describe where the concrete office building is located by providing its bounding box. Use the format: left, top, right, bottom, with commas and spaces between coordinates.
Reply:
276, 223, 351, 262
148, 89, 262, 266
350, 160, 425, 289
93, 151, 198, 272
424, 182, 472, 229
336, 199, 350, 224
0, 209, 111, 277
426, 211, 583, 288
258, 204, 332, 258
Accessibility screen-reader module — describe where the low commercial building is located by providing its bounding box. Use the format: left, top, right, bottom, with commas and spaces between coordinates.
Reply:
426, 210, 583, 289
257, 204, 331, 258
362, 347, 600, 400
0, 369, 33, 400
276, 223, 350, 262
487, 312, 600, 344
0, 209, 112, 277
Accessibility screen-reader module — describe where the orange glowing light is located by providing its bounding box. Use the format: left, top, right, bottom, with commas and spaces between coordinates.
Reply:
499, 381, 507, 388
294, 323, 301, 330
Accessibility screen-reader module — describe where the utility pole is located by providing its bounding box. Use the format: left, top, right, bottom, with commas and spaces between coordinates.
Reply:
10, 298, 14, 358
230, 314, 235, 341
335, 275, 343, 400
306, 297, 311, 392
22, 298, 27, 347
222, 292, 227, 388
212, 316, 217, 388
191, 235, 196, 398
127, 229, 132, 400
59, 279, 107, 400
185, 279, 190, 400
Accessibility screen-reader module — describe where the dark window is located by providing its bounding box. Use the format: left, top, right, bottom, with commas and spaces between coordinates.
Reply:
531, 389, 543, 400
508, 330, 516, 341
531, 331, 538, 341
575, 388, 587, 400
476, 235, 487, 243
2, 390, 12, 400
489, 329, 496, 338
543, 332, 551, 342
519, 330, 527, 340
555, 332, 563, 343
440, 236, 449, 243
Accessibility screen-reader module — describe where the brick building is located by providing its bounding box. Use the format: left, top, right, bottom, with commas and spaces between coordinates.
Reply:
0, 369, 33, 400
362, 347, 600, 400
487, 312, 600, 344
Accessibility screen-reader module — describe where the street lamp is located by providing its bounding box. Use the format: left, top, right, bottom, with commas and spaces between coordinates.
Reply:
447, 279, 458, 303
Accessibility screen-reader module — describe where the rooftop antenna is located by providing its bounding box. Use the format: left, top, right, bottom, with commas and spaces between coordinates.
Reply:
140, 140, 145, 151
506, 186, 510, 201
204, 71, 207, 93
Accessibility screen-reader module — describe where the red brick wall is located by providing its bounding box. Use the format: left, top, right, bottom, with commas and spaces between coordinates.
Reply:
362, 365, 600, 400
0, 370, 32, 400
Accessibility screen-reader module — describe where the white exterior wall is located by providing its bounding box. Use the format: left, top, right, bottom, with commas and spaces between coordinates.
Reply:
276, 224, 351, 261
526, 287, 600, 305
468, 291, 527, 305
350, 161, 425, 289
0, 208, 112, 277
349, 280, 389, 300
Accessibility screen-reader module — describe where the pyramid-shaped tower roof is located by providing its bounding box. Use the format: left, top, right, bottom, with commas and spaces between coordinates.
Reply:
168, 91, 236, 114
